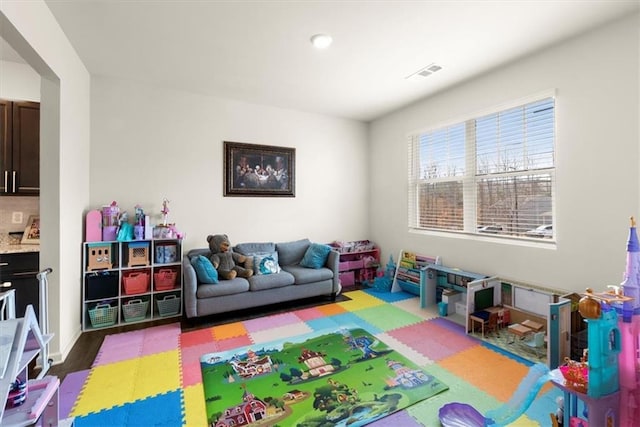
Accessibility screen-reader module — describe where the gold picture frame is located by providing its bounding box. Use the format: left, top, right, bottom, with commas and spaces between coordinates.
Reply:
21, 215, 40, 244
224, 141, 295, 197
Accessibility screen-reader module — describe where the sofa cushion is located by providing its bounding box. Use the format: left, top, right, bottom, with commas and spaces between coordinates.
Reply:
248, 271, 295, 291
282, 265, 333, 285
191, 255, 219, 284
299, 243, 332, 269
276, 238, 311, 266
196, 277, 250, 298
235, 242, 276, 255
246, 252, 281, 275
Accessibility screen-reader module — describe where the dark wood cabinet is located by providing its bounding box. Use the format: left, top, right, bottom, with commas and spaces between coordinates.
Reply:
0, 251, 40, 321
0, 99, 40, 196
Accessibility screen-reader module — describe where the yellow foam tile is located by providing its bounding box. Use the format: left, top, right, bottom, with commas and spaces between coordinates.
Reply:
132, 350, 181, 399
337, 291, 385, 310
183, 383, 208, 426
72, 359, 138, 416
71, 350, 181, 416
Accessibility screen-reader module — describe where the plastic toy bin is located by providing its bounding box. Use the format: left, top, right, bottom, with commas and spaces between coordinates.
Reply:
88, 302, 118, 328
122, 271, 150, 295
122, 299, 149, 322
156, 295, 180, 317
85, 271, 119, 300
154, 268, 178, 291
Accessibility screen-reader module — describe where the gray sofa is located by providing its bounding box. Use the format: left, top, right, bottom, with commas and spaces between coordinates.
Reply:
183, 238, 341, 318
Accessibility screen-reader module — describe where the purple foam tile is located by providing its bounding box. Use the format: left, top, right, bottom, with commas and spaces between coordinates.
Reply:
243, 312, 301, 332
59, 369, 90, 419
369, 410, 422, 426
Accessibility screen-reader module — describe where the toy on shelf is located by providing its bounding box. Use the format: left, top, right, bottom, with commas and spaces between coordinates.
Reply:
134, 205, 145, 240
161, 198, 170, 226
102, 201, 119, 241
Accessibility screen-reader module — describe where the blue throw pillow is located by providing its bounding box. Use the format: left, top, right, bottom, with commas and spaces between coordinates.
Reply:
299, 243, 332, 269
191, 255, 218, 284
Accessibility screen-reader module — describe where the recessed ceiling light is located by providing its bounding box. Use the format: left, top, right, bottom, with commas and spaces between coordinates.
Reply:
310, 34, 333, 49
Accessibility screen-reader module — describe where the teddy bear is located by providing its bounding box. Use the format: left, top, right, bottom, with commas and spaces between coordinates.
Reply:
207, 234, 253, 280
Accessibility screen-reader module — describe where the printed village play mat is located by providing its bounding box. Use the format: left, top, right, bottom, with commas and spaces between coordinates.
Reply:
200, 325, 449, 427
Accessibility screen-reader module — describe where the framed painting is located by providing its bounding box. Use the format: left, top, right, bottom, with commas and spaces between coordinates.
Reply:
224, 141, 295, 197
21, 215, 40, 244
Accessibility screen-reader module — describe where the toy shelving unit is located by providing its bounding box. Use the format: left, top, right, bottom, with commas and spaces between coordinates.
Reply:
81, 239, 183, 331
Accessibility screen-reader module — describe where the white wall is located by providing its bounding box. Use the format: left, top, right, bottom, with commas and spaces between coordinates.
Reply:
369, 13, 640, 293
1, 1, 91, 363
0, 59, 40, 101
90, 76, 369, 250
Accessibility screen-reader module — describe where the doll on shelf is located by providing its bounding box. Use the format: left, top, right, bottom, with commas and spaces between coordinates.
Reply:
161, 198, 170, 226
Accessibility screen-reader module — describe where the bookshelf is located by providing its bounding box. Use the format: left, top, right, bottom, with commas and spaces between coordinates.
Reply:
391, 250, 442, 308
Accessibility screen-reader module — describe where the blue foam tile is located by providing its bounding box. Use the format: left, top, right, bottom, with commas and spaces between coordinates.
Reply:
73, 390, 183, 427
525, 387, 563, 426
363, 289, 417, 303
306, 316, 342, 331
329, 312, 382, 334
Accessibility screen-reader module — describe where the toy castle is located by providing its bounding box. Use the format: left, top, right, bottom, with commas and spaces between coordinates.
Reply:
563, 217, 640, 426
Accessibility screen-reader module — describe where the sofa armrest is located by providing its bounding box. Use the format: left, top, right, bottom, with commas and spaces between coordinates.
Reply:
182, 254, 199, 318
327, 249, 341, 294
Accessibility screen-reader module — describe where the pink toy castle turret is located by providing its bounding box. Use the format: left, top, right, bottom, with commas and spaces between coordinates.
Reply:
618, 216, 640, 427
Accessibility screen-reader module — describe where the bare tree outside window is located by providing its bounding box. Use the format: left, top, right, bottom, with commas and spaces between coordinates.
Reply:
408, 96, 555, 240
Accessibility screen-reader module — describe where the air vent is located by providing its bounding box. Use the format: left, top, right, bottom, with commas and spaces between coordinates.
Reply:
406, 62, 443, 80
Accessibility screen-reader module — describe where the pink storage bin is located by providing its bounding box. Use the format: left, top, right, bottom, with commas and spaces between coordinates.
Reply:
349, 260, 364, 270
339, 262, 350, 272
340, 271, 355, 287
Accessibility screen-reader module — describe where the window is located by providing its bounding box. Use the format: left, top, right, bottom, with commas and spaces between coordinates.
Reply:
408, 95, 555, 240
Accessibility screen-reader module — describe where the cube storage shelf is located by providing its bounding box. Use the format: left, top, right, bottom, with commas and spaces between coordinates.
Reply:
82, 238, 183, 330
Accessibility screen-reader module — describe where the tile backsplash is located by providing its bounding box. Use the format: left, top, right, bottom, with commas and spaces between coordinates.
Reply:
0, 196, 39, 234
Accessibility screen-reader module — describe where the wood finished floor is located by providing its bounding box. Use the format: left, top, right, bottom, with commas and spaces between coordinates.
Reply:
44, 290, 357, 381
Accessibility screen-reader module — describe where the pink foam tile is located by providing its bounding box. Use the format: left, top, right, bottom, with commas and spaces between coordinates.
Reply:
181, 360, 203, 387
141, 332, 180, 356
93, 333, 144, 366
180, 327, 215, 348
96, 329, 145, 353
243, 312, 301, 332
140, 324, 181, 356
411, 337, 461, 360
389, 321, 478, 361
142, 322, 181, 340
292, 307, 326, 321
181, 341, 219, 366
216, 335, 253, 351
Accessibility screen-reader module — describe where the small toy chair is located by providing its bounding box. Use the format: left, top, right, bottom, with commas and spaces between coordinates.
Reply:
524, 331, 546, 358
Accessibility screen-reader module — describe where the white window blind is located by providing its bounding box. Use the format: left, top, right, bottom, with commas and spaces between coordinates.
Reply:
408, 96, 555, 240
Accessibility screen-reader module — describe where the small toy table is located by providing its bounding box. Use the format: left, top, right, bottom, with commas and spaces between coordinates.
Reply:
507, 323, 534, 343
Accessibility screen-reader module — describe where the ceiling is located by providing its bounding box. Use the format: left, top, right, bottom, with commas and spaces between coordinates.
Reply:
5, 1, 639, 121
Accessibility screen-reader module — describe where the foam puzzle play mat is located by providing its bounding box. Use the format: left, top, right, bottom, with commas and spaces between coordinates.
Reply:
200, 325, 449, 427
